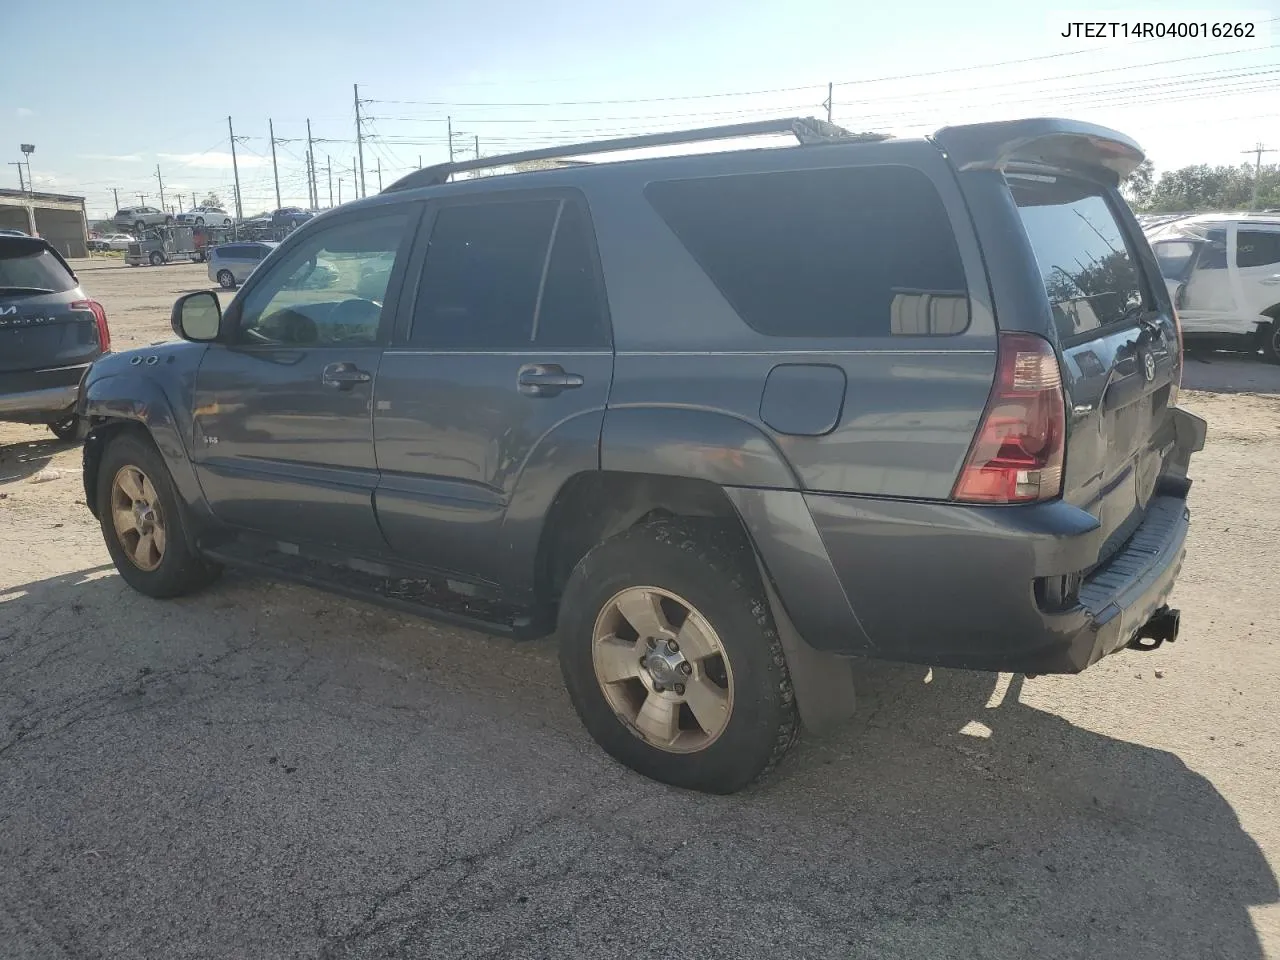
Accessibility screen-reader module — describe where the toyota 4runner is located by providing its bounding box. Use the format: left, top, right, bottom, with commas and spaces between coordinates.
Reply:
77, 117, 1206, 793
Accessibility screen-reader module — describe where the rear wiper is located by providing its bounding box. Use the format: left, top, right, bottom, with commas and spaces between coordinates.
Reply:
0, 286, 56, 296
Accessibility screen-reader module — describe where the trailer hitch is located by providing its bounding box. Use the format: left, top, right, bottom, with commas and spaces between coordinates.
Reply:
1128, 606, 1181, 652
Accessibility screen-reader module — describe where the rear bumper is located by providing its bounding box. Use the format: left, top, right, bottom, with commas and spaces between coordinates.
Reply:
728, 408, 1207, 675
0, 363, 92, 422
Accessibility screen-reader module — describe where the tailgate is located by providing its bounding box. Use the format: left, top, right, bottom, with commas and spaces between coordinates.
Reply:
1011, 174, 1182, 569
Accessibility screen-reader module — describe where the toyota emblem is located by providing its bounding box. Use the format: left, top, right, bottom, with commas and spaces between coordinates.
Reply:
1143, 352, 1156, 382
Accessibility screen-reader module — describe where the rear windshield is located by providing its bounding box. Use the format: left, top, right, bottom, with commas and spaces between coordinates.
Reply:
1011, 176, 1146, 343
0, 240, 76, 294
1153, 240, 1198, 280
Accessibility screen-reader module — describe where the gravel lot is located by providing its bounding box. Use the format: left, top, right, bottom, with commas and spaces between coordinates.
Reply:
2, 260, 1278, 959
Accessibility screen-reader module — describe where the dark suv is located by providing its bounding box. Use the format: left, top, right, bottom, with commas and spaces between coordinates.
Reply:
1, 235, 110, 439
77, 117, 1205, 793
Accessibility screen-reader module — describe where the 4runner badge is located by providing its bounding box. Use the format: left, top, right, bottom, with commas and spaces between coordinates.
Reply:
1142, 352, 1156, 382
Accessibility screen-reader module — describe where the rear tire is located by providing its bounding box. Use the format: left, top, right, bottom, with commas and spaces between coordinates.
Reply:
96, 432, 221, 599
558, 518, 799, 793
194, 216, 205, 226
134, 220, 145, 232
1262, 321, 1280, 364
48, 415, 86, 442
217, 269, 236, 289
148, 250, 164, 266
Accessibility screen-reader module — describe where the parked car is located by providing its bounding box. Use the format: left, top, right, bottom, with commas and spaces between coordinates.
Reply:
0, 227, 29, 237
271, 207, 314, 229
177, 206, 234, 228
1144, 214, 1280, 360
90, 233, 133, 252
78, 117, 1205, 793
1, 234, 110, 439
207, 241, 276, 288
112, 206, 171, 232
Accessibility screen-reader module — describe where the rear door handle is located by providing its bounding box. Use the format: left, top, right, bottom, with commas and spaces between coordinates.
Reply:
518, 363, 584, 397
322, 361, 372, 390
1261, 275, 1280, 285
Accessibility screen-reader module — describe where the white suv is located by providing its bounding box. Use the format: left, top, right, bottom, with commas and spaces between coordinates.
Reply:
1146, 214, 1280, 360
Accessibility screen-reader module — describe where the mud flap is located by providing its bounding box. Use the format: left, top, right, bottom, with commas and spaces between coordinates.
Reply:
755, 557, 856, 736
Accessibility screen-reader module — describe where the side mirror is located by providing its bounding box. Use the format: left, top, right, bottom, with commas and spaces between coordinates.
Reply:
171, 291, 223, 342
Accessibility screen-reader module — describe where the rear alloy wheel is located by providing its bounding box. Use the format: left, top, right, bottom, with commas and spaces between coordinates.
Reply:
559, 519, 798, 793
134, 220, 146, 232
97, 432, 220, 598
148, 250, 164, 266
217, 269, 236, 289
223, 218, 233, 228
195, 216, 205, 226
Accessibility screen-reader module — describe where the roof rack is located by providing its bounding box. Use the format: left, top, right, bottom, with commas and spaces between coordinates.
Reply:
382, 116, 887, 193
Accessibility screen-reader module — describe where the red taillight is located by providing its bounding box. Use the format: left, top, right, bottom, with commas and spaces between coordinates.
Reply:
72, 299, 110, 353
953, 332, 1065, 504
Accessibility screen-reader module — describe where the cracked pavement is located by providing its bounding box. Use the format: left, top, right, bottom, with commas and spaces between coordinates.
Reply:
1, 262, 1279, 959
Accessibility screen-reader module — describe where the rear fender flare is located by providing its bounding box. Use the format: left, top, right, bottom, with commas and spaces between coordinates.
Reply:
600, 406, 800, 488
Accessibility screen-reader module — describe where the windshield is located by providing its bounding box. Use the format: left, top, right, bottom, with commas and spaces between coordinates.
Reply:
0, 239, 76, 294
1010, 175, 1146, 342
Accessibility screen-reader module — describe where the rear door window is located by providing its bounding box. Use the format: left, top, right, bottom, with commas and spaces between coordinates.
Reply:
645, 165, 970, 337
0, 239, 77, 293
1010, 176, 1146, 342
1237, 230, 1280, 268
409, 196, 610, 349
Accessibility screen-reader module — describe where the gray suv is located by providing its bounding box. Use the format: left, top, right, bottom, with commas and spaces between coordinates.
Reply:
77, 117, 1205, 793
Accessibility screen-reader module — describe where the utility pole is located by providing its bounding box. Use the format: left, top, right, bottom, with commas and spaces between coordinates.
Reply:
337, 177, 342, 205
268, 119, 282, 210
354, 83, 366, 199
228, 116, 243, 220
447, 116, 454, 163
823, 82, 833, 124
136, 193, 147, 205
376, 159, 382, 192
154, 164, 166, 211
1243, 142, 1277, 209
112, 187, 119, 211
474, 134, 480, 158
8, 162, 24, 191
306, 118, 316, 209
327, 155, 333, 208
418, 154, 422, 169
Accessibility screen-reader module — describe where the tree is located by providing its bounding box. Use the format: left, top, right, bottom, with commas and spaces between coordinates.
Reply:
201, 192, 224, 208
1129, 162, 1280, 213
1122, 159, 1154, 207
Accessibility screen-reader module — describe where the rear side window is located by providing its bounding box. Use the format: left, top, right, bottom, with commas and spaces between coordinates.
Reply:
410, 196, 609, 349
645, 165, 969, 337
0, 240, 76, 293
1237, 230, 1280, 268
1011, 177, 1145, 342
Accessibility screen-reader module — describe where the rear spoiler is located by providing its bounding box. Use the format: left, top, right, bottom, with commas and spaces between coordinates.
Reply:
930, 118, 1144, 185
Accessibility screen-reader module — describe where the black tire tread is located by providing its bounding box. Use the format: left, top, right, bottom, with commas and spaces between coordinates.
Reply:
559, 517, 799, 793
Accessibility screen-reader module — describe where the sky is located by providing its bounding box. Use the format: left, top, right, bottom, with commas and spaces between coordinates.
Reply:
3, 0, 1279, 219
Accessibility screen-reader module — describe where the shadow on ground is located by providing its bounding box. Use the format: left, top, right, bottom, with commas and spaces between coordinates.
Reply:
1182, 351, 1280, 394
0, 567, 1275, 959
0, 435, 80, 484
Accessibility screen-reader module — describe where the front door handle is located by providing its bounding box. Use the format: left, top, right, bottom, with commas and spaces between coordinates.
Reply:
517, 363, 584, 397
1261, 274, 1280, 286
322, 361, 372, 390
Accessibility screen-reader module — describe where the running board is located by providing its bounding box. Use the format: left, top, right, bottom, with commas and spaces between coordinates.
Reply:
200, 541, 549, 640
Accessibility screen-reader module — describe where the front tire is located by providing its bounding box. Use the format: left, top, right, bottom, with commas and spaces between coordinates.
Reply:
48, 415, 86, 442
217, 269, 236, 289
148, 250, 164, 266
97, 432, 221, 599
559, 518, 798, 793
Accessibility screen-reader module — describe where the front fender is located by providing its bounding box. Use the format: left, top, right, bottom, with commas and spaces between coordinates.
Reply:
80, 371, 205, 520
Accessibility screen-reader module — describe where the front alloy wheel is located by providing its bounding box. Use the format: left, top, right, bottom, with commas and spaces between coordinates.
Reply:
110, 464, 166, 571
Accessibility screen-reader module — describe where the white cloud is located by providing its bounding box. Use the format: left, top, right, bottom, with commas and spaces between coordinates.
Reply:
159, 151, 268, 170
80, 153, 142, 162
32, 174, 61, 187
16, 107, 34, 118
